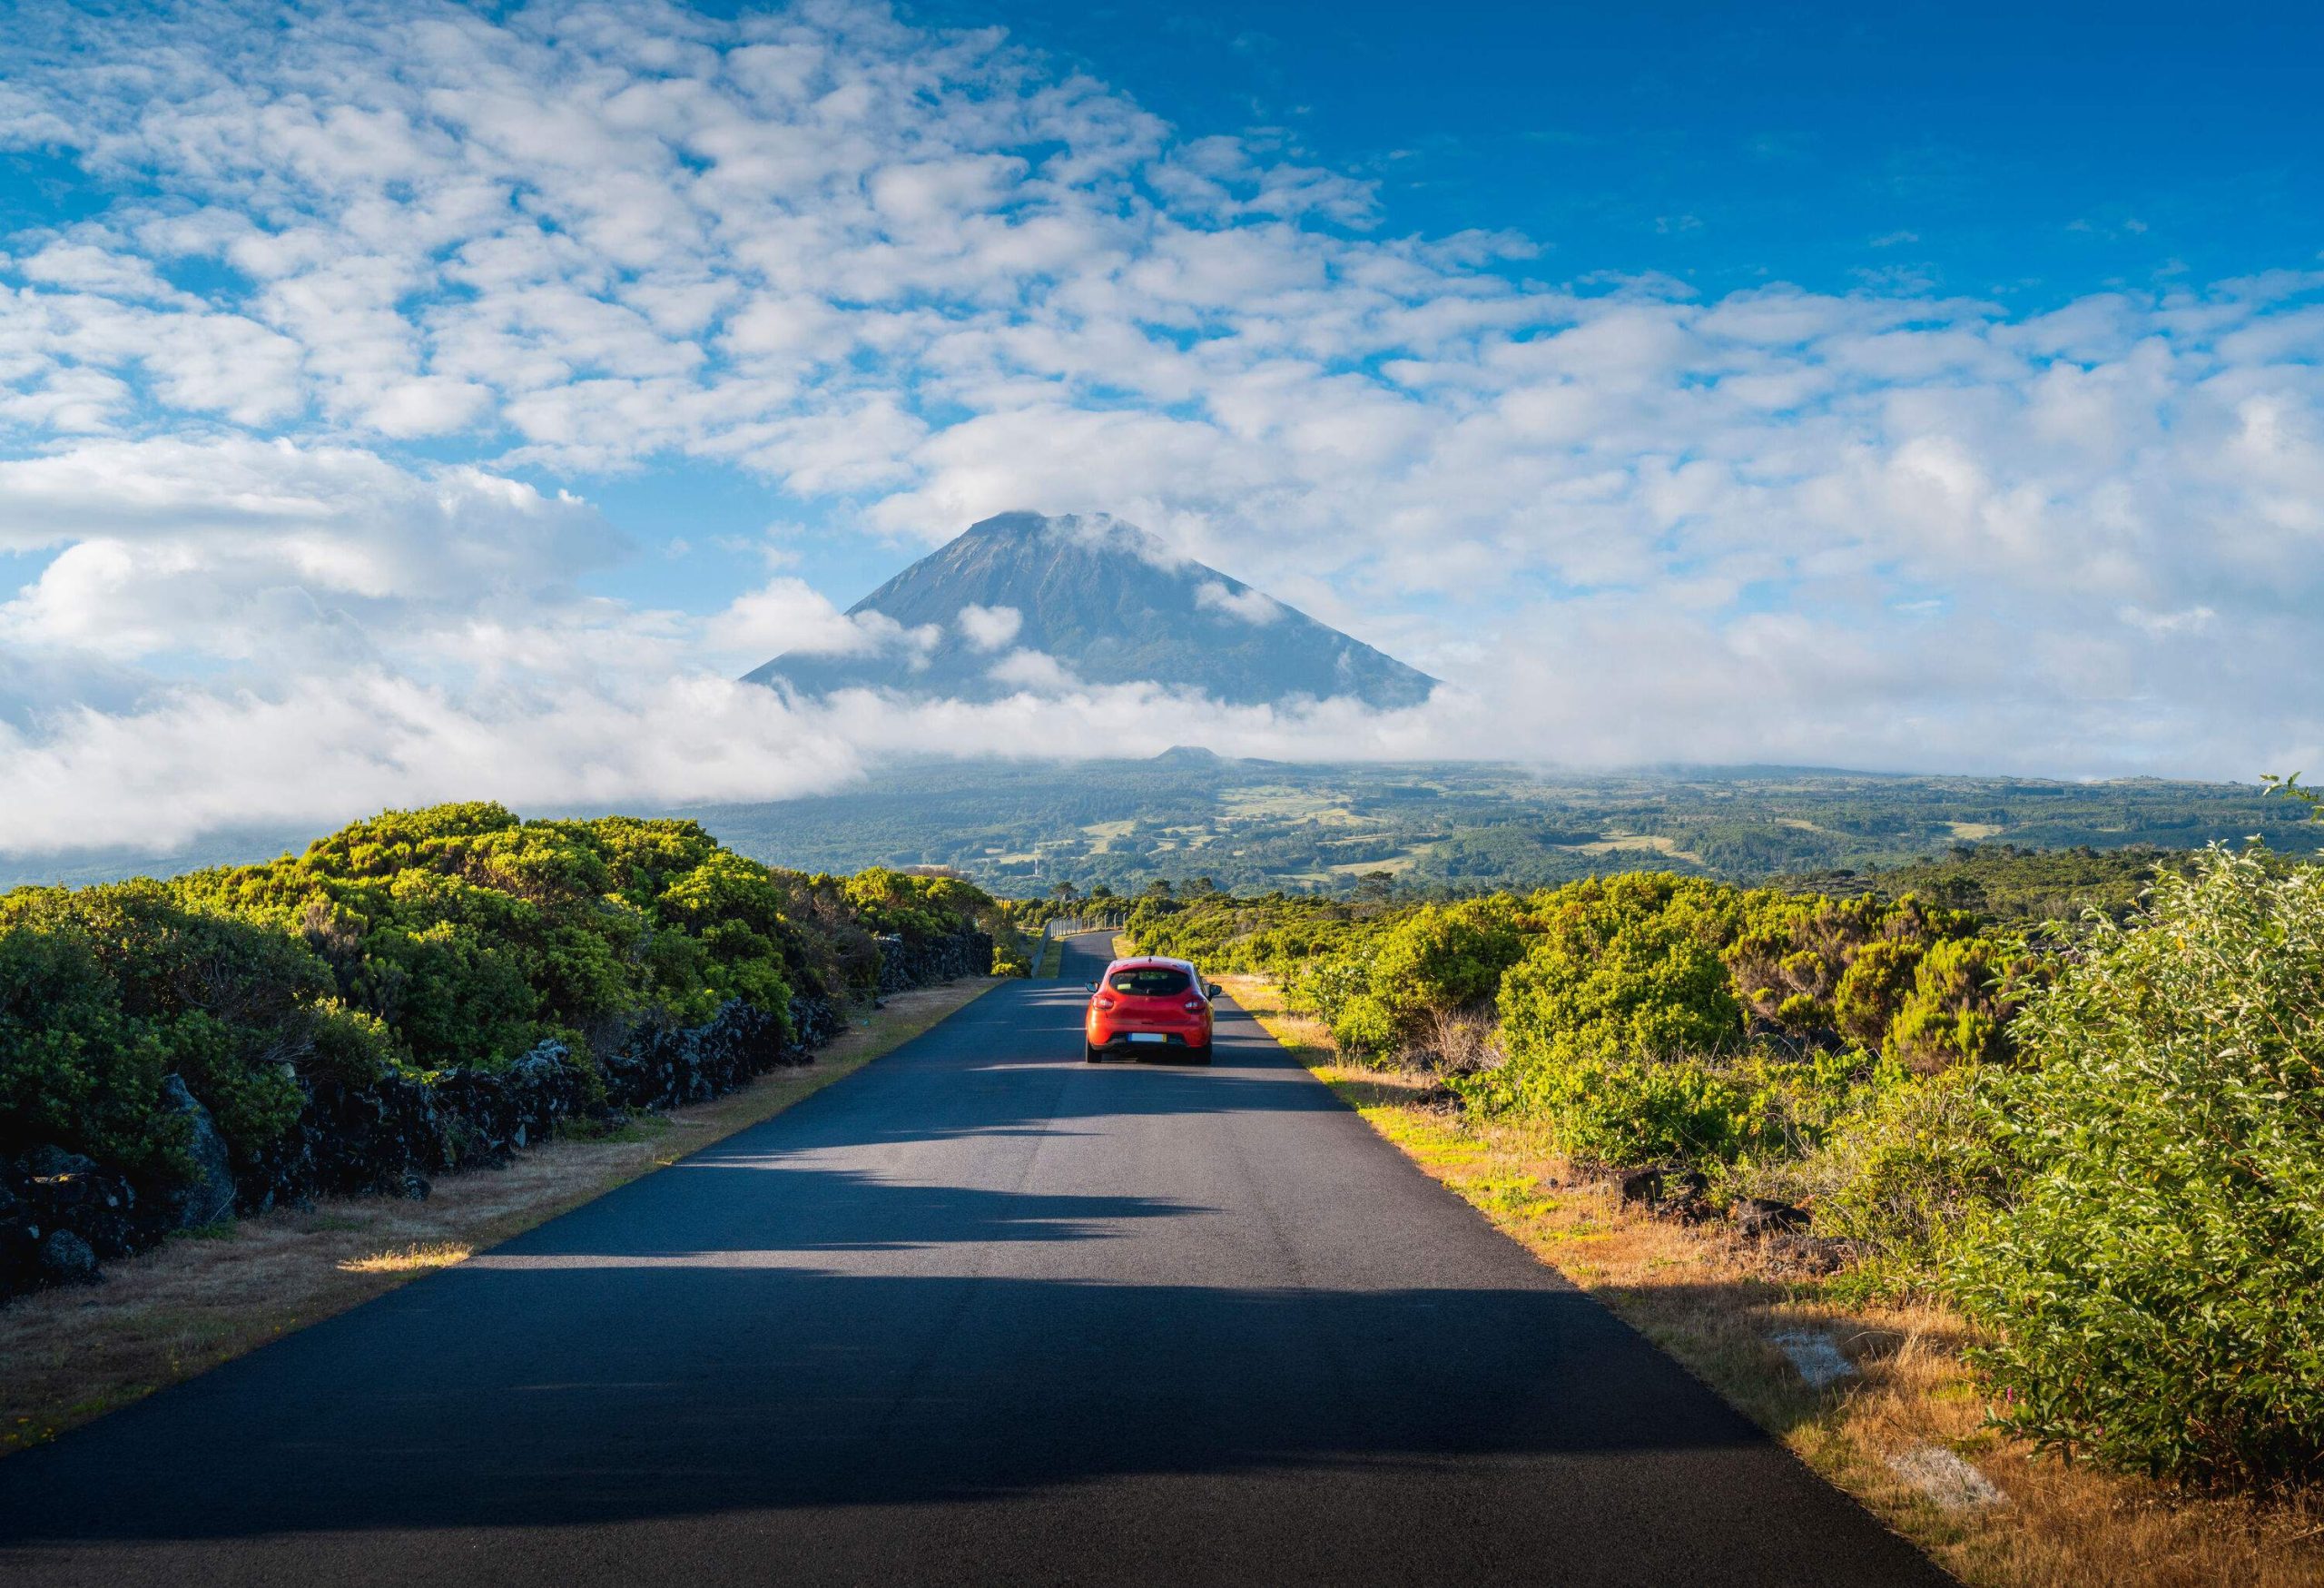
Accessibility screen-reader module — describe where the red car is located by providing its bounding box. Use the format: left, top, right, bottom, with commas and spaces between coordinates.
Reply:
1085, 956, 1220, 1063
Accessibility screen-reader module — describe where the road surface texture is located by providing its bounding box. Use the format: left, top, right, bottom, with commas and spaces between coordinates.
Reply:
0, 934, 1948, 1587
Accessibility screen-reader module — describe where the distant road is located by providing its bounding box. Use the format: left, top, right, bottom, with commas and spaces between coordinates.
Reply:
0, 934, 1945, 1586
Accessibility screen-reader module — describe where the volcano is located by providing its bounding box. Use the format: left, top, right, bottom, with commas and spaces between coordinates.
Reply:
744, 510, 1438, 709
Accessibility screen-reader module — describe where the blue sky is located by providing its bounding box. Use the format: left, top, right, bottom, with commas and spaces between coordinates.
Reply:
0, 0, 2319, 849
903, 0, 2320, 300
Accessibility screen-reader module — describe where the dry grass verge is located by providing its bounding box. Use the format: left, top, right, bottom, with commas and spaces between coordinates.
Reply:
1, 977, 1001, 1459
1220, 973, 2324, 1588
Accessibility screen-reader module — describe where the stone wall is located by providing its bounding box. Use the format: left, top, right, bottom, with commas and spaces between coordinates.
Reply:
1, 932, 988, 1301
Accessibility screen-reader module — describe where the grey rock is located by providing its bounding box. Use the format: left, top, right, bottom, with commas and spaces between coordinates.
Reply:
161, 1074, 239, 1229
1731, 1197, 1811, 1235
39, 1228, 100, 1285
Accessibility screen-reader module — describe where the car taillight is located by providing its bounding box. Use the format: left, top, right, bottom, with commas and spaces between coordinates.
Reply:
1096, 995, 1116, 1011
1184, 999, 1203, 1012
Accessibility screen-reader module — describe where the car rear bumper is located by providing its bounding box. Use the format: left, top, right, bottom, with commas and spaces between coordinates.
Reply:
1088, 1028, 1211, 1052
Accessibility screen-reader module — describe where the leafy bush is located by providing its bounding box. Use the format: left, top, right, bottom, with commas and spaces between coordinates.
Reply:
1547, 1054, 1757, 1166
0, 921, 177, 1176
1738, 1065, 2011, 1290
1950, 847, 2324, 1486
0, 805, 1005, 1204
0, 881, 388, 1178
1722, 891, 2016, 1066
1476, 875, 1740, 1101
1320, 898, 1528, 1059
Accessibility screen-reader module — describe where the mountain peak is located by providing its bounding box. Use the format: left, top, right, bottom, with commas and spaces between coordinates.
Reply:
745, 510, 1436, 710
962, 508, 1050, 536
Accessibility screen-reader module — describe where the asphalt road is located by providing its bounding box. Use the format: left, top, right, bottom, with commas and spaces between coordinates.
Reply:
0, 934, 1948, 1587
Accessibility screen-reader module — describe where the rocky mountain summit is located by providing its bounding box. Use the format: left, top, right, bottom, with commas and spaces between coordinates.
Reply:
744, 510, 1438, 708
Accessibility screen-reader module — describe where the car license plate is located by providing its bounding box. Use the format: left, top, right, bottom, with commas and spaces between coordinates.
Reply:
1128, 1032, 1167, 1044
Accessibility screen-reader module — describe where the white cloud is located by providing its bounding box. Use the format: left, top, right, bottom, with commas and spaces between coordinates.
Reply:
0, 0, 2319, 856
700, 577, 862, 660
957, 602, 1023, 650
1196, 581, 1282, 625
985, 647, 1076, 692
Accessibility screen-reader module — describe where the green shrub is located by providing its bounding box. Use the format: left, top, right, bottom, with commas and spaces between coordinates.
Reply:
1745, 1066, 2011, 1291
1950, 847, 2324, 1486
1885, 934, 2021, 1072
1723, 891, 2001, 1062
0, 922, 179, 1175
1482, 874, 1743, 1096
0, 805, 1011, 1198
1549, 1054, 1756, 1166
0, 882, 352, 1176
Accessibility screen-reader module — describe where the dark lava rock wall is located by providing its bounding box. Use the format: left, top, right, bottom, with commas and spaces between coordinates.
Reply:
3, 936, 985, 1302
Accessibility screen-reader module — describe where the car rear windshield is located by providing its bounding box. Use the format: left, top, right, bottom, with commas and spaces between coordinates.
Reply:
1109, 967, 1192, 997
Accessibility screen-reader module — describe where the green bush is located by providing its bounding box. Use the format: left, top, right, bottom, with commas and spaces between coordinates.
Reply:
0, 881, 359, 1176
1479, 875, 1741, 1100
0, 805, 1009, 1200
0, 922, 179, 1176
1740, 1065, 2011, 1291
1309, 898, 1529, 1059
1723, 891, 2007, 1064
1548, 1054, 1756, 1166
1950, 847, 2324, 1486
1884, 934, 2021, 1072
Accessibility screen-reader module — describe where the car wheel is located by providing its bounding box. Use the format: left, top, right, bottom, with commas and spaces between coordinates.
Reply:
1187, 1047, 1213, 1066
1085, 1042, 1105, 1062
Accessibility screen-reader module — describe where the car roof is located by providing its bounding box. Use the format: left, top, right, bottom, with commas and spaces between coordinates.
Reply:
1105, 956, 1196, 972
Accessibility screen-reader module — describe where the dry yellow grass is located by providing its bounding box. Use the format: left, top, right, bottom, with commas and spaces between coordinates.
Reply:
335, 1241, 471, 1274
1219, 972, 2324, 1588
0, 976, 1000, 1459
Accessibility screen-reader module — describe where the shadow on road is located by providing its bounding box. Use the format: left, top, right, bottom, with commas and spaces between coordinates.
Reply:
0, 950, 1949, 1587
0, 1266, 1748, 1543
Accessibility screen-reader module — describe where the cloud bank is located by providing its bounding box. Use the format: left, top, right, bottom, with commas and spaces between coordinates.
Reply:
0, 0, 2320, 853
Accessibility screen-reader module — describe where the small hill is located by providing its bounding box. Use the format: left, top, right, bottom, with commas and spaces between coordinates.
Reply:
744, 510, 1438, 708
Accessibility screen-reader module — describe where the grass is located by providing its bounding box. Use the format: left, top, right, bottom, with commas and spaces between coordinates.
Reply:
0, 976, 1001, 1459
1218, 972, 2324, 1588
1035, 932, 1064, 978
1570, 833, 1706, 864
336, 1241, 471, 1274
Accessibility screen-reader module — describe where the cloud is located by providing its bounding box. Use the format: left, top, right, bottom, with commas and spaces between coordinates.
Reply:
956, 602, 1023, 650
0, 437, 622, 663
1196, 581, 1282, 624
985, 647, 1076, 692
0, 0, 2319, 856
700, 577, 862, 660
